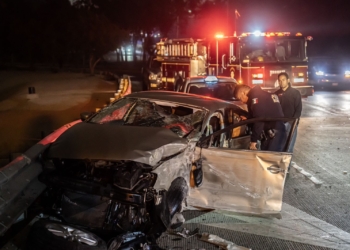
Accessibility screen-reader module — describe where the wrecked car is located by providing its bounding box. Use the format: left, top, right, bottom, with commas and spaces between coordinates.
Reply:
0, 91, 297, 249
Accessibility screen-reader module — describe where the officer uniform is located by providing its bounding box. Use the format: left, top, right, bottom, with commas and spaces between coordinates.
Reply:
247, 86, 286, 151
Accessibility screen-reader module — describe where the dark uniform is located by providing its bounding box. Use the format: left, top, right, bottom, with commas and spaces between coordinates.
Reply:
275, 86, 302, 152
247, 86, 286, 151
275, 86, 302, 118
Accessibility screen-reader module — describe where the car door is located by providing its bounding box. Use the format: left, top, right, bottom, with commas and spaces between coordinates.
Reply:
187, 117, 297, 215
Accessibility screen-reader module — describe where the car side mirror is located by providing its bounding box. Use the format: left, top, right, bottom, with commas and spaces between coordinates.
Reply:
80, 112, 94, 121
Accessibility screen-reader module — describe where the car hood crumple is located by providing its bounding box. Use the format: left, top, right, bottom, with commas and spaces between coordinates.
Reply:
47, 122, 189, 167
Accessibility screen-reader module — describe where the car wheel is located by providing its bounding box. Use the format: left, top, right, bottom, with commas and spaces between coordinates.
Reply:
27, 219, 107, 250
158, 177, 188, 229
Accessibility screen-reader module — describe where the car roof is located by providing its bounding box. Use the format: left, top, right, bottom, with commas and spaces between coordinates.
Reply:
186, 76, 237, 83
126, 91, 245, 113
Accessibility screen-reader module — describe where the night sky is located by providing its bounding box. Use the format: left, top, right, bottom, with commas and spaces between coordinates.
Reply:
1, 0, 350, 62
234, 0, 350, 36
238, 0, 350, 57
184, 0, 350, 58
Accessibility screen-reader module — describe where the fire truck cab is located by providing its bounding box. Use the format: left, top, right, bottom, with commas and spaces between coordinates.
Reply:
149, 32, 314, 97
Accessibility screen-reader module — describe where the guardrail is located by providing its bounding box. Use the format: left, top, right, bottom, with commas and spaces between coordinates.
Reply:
96, 74, 132, 112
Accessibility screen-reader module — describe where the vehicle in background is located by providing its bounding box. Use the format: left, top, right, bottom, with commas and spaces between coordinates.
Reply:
178, 75, 237, 101
142, 54, 162, 90
309, 56, 350, 89
1, 91, 297, 249
150, 32, 314, 97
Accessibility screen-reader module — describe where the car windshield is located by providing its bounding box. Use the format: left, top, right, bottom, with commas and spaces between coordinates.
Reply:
88, 97, 206, 138
187, 82, 236, 101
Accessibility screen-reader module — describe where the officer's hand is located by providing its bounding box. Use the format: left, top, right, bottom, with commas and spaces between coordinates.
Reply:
249, 142, 258, 150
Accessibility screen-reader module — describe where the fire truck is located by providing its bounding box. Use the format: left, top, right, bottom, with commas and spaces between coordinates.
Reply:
148, 31, 314, 97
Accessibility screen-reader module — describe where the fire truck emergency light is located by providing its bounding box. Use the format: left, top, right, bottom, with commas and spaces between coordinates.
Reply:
253, 30, 261, 36
215, 34, 224, 39
240, 32, 292, 37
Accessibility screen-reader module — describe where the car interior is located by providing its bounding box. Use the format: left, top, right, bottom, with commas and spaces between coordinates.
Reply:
203, 108, 250, 150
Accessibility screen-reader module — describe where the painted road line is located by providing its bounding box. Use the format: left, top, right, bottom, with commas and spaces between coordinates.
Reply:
291, 162, 324, 186
187, 203, 350, 249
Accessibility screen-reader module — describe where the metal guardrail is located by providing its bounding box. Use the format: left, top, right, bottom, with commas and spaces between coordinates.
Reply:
0, 146, 48, 236
95, 74, 132, 112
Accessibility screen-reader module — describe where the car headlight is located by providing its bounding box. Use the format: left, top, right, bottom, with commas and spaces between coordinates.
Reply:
345, 70, 350, 78
149, 73, 158, 80
315, 71, 324, 76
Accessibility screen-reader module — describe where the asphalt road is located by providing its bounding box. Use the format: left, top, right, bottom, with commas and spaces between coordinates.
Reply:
1, 70, 350, 249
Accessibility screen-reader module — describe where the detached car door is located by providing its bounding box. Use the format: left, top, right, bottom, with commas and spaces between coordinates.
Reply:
187, 117, 297, 215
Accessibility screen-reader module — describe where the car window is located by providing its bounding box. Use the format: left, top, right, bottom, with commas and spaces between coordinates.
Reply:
188, 82, 236, 101
201, 110, 249, 148
225, 108, 248, 138
200, 117, 297, 151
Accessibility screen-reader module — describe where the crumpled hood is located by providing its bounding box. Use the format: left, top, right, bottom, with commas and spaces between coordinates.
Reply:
48, 122, 188, 166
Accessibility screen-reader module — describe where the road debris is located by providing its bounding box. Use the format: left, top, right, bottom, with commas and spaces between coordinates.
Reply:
167, 227, 200, 238
199, 233, 251, 250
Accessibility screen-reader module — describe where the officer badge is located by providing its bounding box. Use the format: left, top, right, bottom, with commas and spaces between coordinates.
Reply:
271, 94, 280, 103
252, 98, 258, 104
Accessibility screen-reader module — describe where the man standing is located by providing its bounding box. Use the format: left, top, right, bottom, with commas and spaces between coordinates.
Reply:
275, 72, 302, 152
234, 84, 286, 151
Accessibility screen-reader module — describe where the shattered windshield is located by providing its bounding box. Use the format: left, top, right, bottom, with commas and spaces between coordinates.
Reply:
88, 98, 206, 138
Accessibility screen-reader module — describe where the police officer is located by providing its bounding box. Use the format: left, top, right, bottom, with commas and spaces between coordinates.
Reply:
234, 84, 286, 151
275, 72, 302, 152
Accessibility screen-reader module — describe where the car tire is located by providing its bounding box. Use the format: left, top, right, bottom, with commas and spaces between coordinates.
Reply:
26, 219, 107, 250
